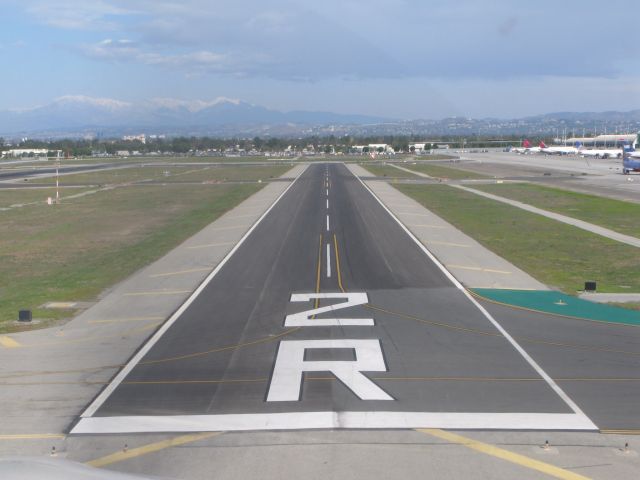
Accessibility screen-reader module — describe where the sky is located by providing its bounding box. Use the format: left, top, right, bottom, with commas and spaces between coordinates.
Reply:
1, 0, 639, 119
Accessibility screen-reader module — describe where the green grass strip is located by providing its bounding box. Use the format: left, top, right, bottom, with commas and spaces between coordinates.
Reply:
472, 183, 640, 238
395, 184, 640, 294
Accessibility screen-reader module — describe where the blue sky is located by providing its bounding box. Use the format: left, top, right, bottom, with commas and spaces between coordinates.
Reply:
1, 0, 639, 119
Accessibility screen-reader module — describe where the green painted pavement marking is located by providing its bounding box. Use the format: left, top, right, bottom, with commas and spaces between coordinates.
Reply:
472, 289, 640, 326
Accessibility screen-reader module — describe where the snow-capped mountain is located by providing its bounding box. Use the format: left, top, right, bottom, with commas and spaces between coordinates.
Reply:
0, 95, 389, 136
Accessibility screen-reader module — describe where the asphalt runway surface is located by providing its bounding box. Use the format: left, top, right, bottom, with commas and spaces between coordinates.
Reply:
72, 163, 639, 434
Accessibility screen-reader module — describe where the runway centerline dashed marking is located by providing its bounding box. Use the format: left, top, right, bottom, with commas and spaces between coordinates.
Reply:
326, 243, 331, 278
326, 214, 330, 231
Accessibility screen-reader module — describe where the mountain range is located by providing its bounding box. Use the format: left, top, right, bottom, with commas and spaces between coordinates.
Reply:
1, 95, 639, 138
0, 96, 389, 138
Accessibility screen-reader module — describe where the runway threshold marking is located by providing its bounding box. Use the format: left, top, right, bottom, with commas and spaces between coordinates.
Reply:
419, 429, 590, 480
0, 336, 21, 348
86, 432, 222, 468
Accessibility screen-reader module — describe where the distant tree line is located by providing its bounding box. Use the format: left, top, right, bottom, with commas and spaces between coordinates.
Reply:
4, 134, 528, 156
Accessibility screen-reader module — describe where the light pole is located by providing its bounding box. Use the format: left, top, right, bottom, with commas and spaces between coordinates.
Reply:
55, 150, 61, 203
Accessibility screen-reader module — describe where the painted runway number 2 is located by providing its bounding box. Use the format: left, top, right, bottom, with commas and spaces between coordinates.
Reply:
267, 292, 393, 402
284, 292, 374, 327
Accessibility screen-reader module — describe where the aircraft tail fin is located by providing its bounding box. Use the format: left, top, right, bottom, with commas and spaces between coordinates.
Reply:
539, 141, 547, 149
522, 139, 531, 148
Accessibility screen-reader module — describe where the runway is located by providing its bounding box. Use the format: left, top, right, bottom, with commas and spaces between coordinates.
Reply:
71, 163, 639, 434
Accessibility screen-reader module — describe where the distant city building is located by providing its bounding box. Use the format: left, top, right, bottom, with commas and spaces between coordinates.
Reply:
1, 148, 50, 158
562, 133, 637, 147
122, 134, 146, 143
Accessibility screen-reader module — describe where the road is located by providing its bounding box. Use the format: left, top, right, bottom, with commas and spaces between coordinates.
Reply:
72, 163, 639, 435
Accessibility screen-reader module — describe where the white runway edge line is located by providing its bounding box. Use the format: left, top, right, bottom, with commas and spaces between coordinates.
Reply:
326, 243, 332, 278
78, 165, 309, 419
73, 412, 594, 434
352, 168, 596, 429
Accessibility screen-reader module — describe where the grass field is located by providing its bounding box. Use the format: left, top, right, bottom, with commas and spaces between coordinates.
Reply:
396, 184, 640, 294
404, 163, 490, 180
0, 180, 265, 332
36, 165, 291, 185
0, 187, 90, 208
471, 183, 640, 238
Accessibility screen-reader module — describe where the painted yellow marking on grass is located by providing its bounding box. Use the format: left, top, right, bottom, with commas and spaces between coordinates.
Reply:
149, 267, 211, 278
124, 290, 191, 297
447, 264, 512, 275
88, 316, 164, 324
0, 336, 21, 348
601, 429, 640, 435
186, 241, 234, 250
0, 433, 65, 440
428, 241, 471, 248
87, 432, 221, 468
419, 429, 590, 480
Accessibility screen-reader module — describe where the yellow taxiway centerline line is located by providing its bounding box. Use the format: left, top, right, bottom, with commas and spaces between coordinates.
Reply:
333, 233, 345, 293
419, 429, 590, 480
86, 432, 222, 468
314, 233, 323, 311
0, 336, 21, 348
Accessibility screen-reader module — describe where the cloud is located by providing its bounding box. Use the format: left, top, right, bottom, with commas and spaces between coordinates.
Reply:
24, 0, 135, 30
77, 39, 249, 75
22, 0, 640, 81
